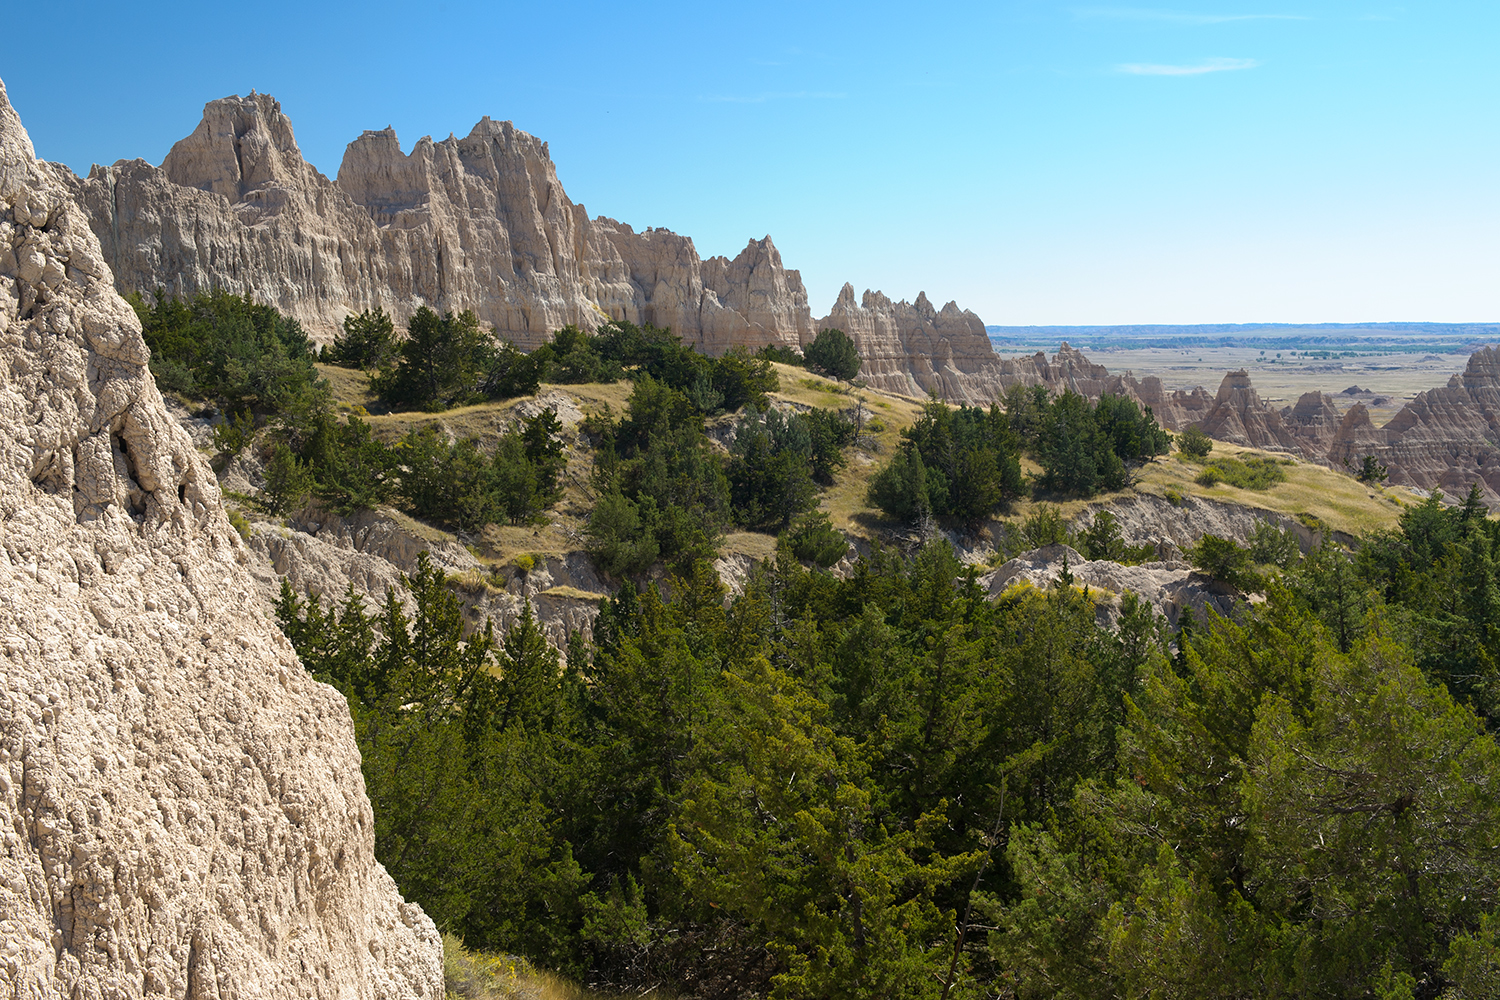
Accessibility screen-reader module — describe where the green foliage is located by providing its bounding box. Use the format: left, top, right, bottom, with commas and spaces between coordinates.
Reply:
396, 412, 564, 531
373, 307, 492, 412
585, 319, 777, 415
262, 442, 312, 515
1177, 424, 1213, 457
585, 378, 730, 576
1187, 533, 1262, 590
130, 289, 329, 427
1355, 453, 1390, 483
1000, 386, 1163, 499
1094, 393, 1173, 463
479, 341, 545, 401
1248, 520, 1302, 568
1079, 509, 1156, 564
303, 414, 398, 515
1036, 390, 1125, 497
212, 408, 256, 457
276, 508, 1500, 998
226, 508, 251, 540
1021, 503, 1072, 549
782, 512, 848, 568
1193, 453, 1289, 490
867, 443, 932, 525
755, 343, 804, 366
869, 400, 1025, 528
532, 324, 623, 385
728, 405, 821, 530
803, 327, 861, 382
328, 307, 397, 370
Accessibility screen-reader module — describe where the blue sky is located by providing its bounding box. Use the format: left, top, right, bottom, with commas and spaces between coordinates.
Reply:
3, 1, 1496, 325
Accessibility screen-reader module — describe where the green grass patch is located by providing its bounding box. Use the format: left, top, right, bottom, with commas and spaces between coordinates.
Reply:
1191, 453, 1289, 490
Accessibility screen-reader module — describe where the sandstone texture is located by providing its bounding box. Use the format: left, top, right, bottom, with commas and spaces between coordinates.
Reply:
0, 77, 442, 998
64, 93, 810, 354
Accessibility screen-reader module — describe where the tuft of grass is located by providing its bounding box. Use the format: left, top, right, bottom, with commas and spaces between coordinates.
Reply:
442, 934, 604, 1000
227, 508, 252, 541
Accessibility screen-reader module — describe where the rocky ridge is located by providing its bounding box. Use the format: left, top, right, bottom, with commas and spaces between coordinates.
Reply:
1327, 347, 1500, 503
64, 93, 815, 354
0, 77, 442, 998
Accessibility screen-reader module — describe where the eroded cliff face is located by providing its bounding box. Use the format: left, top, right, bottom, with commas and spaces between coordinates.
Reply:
0, 77, 443, 999
817, 284, 1002, 401
64, 93, 810, 353
1327, 347, 1500, 504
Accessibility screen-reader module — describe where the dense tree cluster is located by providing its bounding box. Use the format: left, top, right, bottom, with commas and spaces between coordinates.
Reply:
129, 288, 329, 432
278, 489, 1500, 999
585, 378, 858, 575
867, 387, 1170, 529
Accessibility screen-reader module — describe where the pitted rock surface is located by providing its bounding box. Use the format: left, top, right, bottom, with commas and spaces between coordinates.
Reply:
0, 77, 442, 999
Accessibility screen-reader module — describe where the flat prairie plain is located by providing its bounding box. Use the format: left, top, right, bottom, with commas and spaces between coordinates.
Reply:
1083, 347, 1474, 427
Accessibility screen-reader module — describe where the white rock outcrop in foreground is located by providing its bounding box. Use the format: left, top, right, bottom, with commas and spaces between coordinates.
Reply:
0, 77, 442, 998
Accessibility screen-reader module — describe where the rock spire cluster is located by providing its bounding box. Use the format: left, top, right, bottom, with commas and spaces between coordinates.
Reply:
0, 77, 442, 997
64, 93, 817, 353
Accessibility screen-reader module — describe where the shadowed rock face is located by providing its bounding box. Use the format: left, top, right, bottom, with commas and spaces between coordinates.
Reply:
0, 76, 443, 999
62, 92, 813, 353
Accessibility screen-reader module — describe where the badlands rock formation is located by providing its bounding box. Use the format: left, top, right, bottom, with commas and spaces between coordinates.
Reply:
1327, 347, 1500, 504
818, 284, 1000, 401
64, 93, 811, 353
0, 78, 442, 998
1195, 369, 1345, 456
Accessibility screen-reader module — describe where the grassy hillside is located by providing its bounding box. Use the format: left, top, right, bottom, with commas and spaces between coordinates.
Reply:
301, 362, 1412, 578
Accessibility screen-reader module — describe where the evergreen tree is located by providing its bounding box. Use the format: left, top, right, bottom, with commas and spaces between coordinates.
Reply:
803, 327, 862, 382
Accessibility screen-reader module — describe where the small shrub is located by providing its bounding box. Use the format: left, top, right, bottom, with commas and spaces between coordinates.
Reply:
756, 343, 803, 366
1187, 533, 1262, 591
1297, 512, 1330, 533
1248, 520, 1302, 568
213, 409, 256, 457
866, 418, 886, 434
784, 512, 849, 568
803, 327, 861, 382
1164, 487, 1185, 507
1177, 425, 1213, 458
1354, 454, 1389, 483
1021, 504, 1071, 549
1194, 455, 1288, 491
227, 509, 251, 541
513, 553, 536, 575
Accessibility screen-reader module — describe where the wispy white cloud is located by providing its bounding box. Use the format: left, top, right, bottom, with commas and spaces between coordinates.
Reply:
1075, 7, 1310, 24
1116, 56, 1261, 74
698, 91, 846, 104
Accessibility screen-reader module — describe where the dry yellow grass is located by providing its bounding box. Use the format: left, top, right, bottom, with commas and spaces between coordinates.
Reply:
442, 934, 626, 1000
313, 360, 1411, 568
1131, 440, 1417, 536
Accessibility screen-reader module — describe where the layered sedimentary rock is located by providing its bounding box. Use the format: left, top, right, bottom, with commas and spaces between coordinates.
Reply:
818, 284, 1001, 400
1327, 347, 1500, 504
64, 92, 809, 353
0, 77, 442, 998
